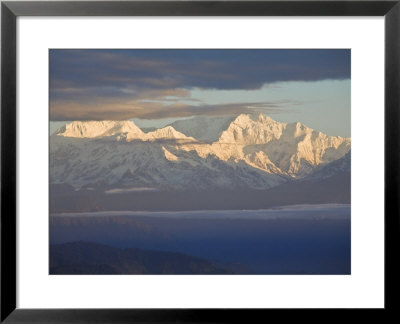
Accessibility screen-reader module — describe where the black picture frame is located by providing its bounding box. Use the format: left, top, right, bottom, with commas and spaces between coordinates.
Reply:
1, 1, 399, 322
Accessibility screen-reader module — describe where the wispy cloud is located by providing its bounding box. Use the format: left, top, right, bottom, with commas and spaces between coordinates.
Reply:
50, 98, 301, 121
104, 187, 160, 194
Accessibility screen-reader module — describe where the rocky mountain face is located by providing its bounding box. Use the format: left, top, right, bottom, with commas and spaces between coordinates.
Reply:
50, 113, 351, 190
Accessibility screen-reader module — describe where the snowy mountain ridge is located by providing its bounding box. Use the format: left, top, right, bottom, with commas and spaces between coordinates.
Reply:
57, 120, 195, 142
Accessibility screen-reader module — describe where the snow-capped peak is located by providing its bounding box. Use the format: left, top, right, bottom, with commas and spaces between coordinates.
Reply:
56, 120, 144, 138
218, 113, 285, 144
145, 126, 195, 141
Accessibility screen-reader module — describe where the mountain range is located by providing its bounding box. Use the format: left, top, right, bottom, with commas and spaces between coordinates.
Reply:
50, 113, 350, 192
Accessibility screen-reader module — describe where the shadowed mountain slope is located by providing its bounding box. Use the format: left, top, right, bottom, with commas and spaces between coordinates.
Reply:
50, 241, 232, 275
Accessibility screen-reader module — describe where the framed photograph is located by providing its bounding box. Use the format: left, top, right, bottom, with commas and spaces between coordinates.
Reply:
1, 0, 399, 322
